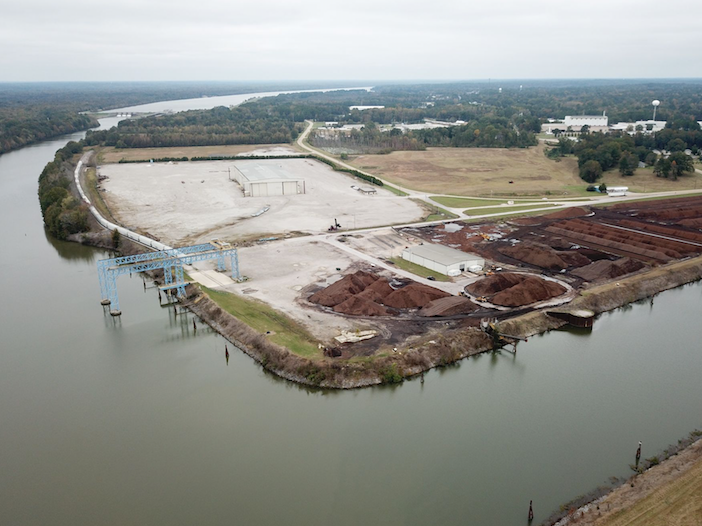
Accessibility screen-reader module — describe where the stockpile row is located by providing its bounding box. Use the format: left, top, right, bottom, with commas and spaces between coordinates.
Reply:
546, 219, 694, 262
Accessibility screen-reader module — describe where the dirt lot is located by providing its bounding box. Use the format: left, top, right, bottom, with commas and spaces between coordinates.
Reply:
99, 144, 298, 163
98, 158, 424, 245
350, 144, 583, 197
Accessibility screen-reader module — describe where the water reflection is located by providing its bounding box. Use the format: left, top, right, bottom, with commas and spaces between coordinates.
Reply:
44, 229, 101, 263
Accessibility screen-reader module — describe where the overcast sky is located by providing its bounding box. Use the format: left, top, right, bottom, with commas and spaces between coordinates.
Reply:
2, 0, 701, 82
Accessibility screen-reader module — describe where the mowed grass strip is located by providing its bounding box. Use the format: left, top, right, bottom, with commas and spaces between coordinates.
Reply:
430, 196, 508, 208
202, 286, 320, 358
464, 203, 557, 216
389, 257, 450, 282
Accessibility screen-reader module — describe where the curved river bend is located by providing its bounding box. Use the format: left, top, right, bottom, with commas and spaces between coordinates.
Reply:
1, 91, 701, 525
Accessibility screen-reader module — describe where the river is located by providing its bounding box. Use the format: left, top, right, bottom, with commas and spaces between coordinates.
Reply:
1, 90, 701, 525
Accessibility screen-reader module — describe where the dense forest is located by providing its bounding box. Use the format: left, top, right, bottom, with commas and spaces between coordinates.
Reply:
85, 104, 305, 148
0, 81, 342, 154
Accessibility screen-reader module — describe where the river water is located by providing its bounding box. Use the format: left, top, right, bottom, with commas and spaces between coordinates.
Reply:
1, 91, 701, 525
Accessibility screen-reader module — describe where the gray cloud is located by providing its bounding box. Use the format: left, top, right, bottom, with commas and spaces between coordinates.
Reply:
1, 0, 700, 81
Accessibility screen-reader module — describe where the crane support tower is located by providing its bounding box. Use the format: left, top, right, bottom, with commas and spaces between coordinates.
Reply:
97, 241, 239, 316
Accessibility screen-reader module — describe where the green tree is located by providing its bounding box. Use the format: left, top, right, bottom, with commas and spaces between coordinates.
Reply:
619, 153, 638, 176
580, 160, 603, 183
668, 152, 694, 180
654, 158, 672, 178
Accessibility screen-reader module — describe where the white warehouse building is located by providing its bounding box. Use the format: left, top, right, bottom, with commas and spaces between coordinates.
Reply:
402, 243, 485, 276
232, 162, 305, 197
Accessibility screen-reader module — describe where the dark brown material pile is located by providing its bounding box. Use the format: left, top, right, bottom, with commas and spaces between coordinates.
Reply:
499, 242, 590, 271
308, 270, 378, 307
467, 272, 566, 307
571, 257, 646, 282
419, 296, 478, 317
383, 283, 451, 309
308, 270, 451, 316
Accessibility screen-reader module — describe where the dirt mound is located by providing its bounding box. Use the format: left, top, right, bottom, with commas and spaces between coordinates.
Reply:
356, 278, 394, 302
467, 273, 526, 296
558, 251, 592, 267
419, 296, 478, 317
333, 296, 390, 316
467, 272, 566, 307
383, 283, 451, 309
309, 270, 378, 307
491, 278, 565, 307
572, 257, 646, 282
499, 243, 569, 270
543, 207, 591, 220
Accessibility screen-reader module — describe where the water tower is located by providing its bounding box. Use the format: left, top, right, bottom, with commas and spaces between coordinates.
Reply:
652, 100, 660, 120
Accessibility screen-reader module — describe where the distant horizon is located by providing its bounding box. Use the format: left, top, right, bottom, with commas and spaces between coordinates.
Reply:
2, 77, 702, 85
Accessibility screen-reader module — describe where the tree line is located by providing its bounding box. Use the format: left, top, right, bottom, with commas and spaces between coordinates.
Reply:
37, 141, 90, 239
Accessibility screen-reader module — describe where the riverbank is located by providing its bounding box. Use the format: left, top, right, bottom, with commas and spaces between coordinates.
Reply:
177, 252, 702, 389
550, 436, 702, 526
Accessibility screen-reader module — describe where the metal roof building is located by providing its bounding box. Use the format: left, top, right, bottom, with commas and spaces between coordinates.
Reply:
232, 162, 305, 197
402, 243, 484, 276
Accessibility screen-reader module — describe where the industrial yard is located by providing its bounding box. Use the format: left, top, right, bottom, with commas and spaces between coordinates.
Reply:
93, 149, 702, 366
98, 158, 425, 246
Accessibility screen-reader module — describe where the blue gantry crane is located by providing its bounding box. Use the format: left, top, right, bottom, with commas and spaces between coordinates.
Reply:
97, 241, 239, 315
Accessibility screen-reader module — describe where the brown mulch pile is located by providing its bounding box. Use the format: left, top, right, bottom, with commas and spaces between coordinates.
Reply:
571, 257, 646, 282
383, 283, 451, 309
467, 272, 566, 307
308, 270, 378, 307
309, 270, 451, 316
419, 296, 478, 317
499, 242, 590, 270
333, 296, 390, 316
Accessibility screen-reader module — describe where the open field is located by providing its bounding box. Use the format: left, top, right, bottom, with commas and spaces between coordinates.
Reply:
98, 158, 424, 245
350, 145, 585, 197
99, 144, 299, 163
599, 165, 702, 193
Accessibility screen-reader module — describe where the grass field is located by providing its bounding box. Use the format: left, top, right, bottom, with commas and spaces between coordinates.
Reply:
350, 145, 585, 197
99, 144, 299, 163
388, 257, 451, 282
464, 203, 557, 216
598, 165, 702, 193
430, 196, 509, 208
202, 286, 320, 358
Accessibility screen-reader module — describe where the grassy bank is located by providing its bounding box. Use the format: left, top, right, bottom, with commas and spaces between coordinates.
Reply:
202, 286, 320, 358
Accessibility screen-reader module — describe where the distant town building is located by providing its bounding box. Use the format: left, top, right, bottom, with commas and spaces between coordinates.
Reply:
349, 105, 385, 111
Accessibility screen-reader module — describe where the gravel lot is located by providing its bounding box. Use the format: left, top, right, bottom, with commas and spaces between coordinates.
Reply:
99, 158, 424, 245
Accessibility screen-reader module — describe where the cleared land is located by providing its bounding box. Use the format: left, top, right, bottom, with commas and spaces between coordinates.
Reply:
99, 144, 299, 163
98, 158, 424, 245
350, 145, 584, 197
